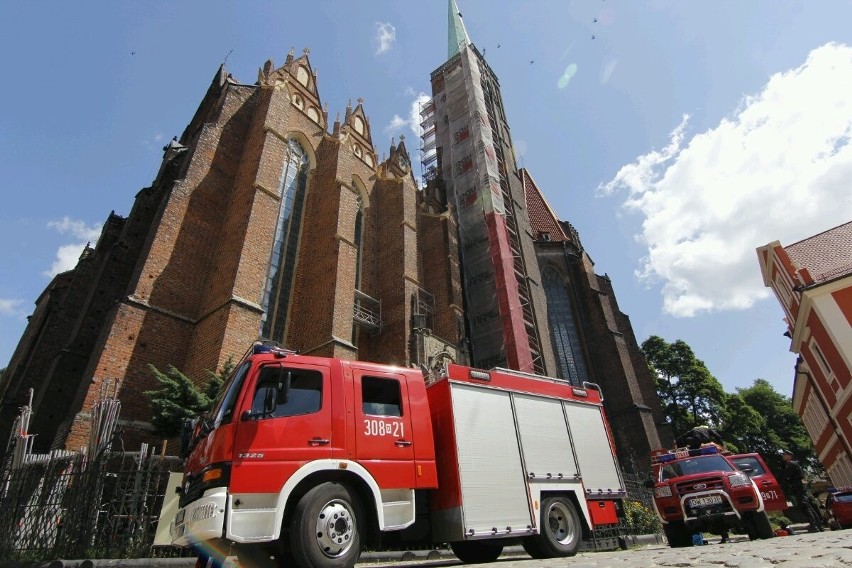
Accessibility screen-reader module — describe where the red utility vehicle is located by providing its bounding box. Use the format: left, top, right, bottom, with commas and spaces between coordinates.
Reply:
648, 445, 786, 546
826, 487, 852, 529
169, 343, 626, 568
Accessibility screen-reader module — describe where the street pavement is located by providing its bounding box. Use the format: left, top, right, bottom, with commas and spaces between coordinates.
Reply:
9, 529, 851, 568
363, 530, 852, 568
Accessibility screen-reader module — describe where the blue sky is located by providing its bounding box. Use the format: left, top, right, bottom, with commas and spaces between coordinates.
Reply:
2, 1, 852, 398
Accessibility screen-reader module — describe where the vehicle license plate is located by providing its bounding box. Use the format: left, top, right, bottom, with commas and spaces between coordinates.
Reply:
175, 509, 185, 525
689, 495, 723, 508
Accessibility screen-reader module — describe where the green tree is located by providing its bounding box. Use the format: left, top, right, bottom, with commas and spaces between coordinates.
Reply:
718, 392, 772, 454
737, 378, 819, 475
641, 336, 726, 437
145, 358, 233, 439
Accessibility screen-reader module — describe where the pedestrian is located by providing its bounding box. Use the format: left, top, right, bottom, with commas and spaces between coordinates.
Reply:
780, 450, 824, 532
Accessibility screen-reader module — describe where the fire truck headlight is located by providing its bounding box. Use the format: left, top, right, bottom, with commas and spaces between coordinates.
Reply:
654, 485, 673, 498
729, 472, 751, 488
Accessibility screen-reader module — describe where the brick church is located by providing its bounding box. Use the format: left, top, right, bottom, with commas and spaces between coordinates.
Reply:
0, 2, 671, 468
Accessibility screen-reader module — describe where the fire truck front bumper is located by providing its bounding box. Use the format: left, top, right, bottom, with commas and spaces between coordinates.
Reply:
171, 488, 228, 546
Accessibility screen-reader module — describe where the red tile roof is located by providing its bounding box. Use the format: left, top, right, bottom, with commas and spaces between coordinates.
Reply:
521, 169, 568, 242
786, 220, 852, 285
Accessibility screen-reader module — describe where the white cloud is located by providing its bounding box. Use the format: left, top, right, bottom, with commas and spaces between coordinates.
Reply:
601, 42, 852, 317
386, 115, 407, 132
44, 217, 103, 277
47, 217, 103, 241
374, 22, 396, 55
142, 132, 166, 151
0, 299, 24, 316
384, 91, 431, 140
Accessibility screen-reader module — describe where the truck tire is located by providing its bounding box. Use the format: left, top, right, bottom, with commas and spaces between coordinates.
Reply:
744, 511, 775, 540
663, 520, 693, 548
526, 495, 582, 557
449, 540, 504, 563
289, 482, 363, 568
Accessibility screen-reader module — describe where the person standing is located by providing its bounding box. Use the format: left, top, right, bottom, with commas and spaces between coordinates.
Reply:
780, 450, 824, 532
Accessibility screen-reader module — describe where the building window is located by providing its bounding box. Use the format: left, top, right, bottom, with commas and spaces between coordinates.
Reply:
802, 396, 828, 440
774, 272, 793, 307
354, 197, 364, 290
261, 139, 310, 343
809, 337, 835, 383
542, 267, 590, 386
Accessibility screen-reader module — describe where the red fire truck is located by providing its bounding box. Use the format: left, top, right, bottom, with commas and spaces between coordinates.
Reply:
170, 343, 626, 568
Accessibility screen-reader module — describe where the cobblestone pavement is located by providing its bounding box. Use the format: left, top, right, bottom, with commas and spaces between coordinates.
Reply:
364, 530, 852, 568
6, 530, 850, 568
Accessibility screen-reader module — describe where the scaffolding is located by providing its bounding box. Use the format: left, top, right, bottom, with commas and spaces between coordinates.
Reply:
353, 289, 382, 332
419, 99, 438, 186
429, 44, 536, 372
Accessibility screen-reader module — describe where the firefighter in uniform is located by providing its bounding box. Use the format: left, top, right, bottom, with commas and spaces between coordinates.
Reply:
780, 450, 824, 533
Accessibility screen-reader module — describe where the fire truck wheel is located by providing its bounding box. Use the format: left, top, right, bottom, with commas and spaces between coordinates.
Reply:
449, 540, 504, 563
662, 520, 692, 548
531, 495, 581, 557
744, 511, 775, 540
290, 482, 363, 568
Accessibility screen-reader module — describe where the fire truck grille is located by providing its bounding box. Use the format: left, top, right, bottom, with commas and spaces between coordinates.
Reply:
674, 476, 724, 496
179, 474, 204, 508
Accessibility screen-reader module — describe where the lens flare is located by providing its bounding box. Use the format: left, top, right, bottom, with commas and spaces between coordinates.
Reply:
558, 63, 578, 89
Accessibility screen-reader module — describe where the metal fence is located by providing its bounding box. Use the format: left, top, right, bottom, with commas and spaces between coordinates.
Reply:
582, 468, 663, 551
0, 443, 184, 561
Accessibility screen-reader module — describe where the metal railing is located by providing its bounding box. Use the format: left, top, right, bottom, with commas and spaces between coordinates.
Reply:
0, 444, 185, 561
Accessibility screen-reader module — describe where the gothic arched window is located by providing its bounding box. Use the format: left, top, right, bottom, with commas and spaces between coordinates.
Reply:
542, 266, 590, 386
260, 139, 310, 343
354, 197, 364, 290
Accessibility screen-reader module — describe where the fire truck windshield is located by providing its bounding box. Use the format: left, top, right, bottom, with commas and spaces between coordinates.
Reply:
209, 361, 251, 428
660, 455, 735, 480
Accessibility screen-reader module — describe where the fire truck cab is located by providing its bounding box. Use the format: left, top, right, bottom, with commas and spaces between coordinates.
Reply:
170, 343, 625, 568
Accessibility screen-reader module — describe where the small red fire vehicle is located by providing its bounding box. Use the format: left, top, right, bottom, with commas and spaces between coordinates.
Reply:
648, 445, 786, 546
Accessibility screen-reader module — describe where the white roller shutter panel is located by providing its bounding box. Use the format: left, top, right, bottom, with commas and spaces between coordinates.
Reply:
451, 383, 531, 533
514, 393, 578, 479
563, 401, 622, 494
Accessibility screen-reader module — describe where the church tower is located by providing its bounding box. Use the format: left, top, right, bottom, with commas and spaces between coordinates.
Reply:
421, 1, 555, 374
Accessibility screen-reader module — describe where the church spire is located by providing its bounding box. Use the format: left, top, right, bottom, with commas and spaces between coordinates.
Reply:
448, 0, 471, 58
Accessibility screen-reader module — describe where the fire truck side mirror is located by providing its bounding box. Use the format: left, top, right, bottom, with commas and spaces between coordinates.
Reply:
644, 479, 655, 489
276, 368, 291, 405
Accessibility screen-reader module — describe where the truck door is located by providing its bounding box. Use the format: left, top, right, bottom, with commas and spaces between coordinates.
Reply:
352, 368, 415, 489
731, 453, 787, 512
230, 362, 333, 494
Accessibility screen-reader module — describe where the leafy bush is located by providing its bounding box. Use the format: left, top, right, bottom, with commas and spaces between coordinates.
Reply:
623, 500, 661, 533
144, 359, 233, 438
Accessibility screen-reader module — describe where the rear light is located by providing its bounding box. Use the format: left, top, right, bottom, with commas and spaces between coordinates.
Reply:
728, 472, 751, 488
655, 485, 673, 498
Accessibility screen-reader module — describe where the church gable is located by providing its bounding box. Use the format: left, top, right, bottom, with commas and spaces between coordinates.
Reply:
258, 48, 325, 129
342, 99, 377, 170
